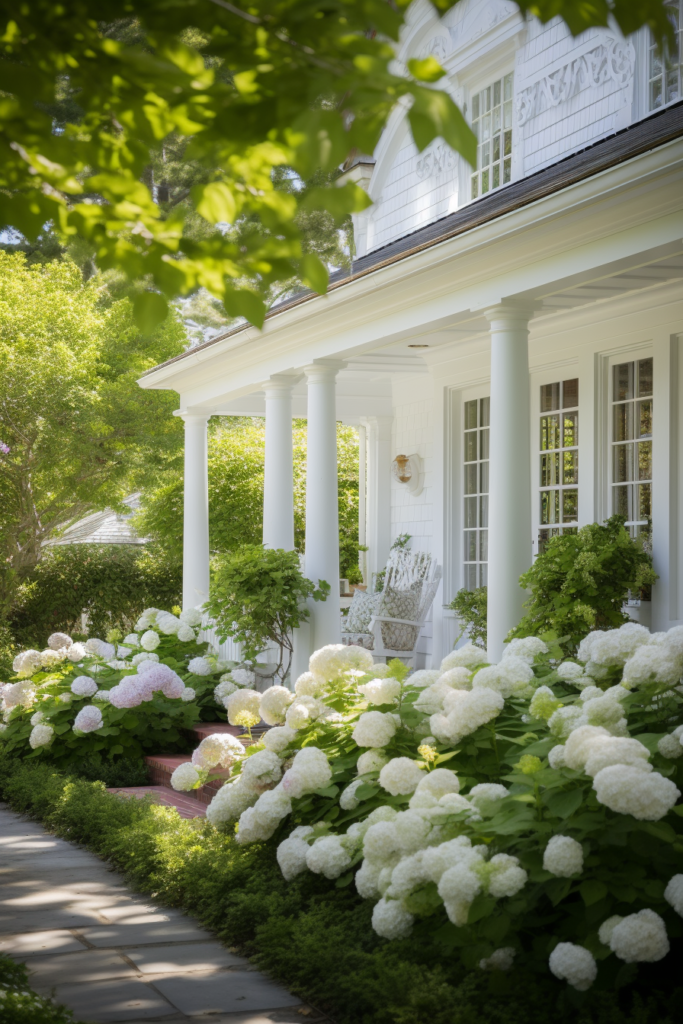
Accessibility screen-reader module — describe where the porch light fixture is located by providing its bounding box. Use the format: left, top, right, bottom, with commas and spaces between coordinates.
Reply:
392, 453, 423, 496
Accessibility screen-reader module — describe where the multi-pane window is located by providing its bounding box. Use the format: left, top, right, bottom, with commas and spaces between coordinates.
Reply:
538, 379, 579, 553
612, 359, 653, 538
649, 1, 682, 109
470, 74, 513, 200
463, 397, 489, 590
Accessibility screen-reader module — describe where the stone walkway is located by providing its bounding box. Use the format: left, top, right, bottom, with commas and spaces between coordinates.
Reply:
0, 804, 324, 1024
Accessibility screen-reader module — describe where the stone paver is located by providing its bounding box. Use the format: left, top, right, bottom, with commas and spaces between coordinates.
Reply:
0, 804, 324, 1024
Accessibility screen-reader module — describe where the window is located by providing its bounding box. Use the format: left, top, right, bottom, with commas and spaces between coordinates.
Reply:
538, 379, 579, 553
649, 1, 682, 109
611, 358, 653, 538
463, 397, 489, 589
470, 74, 513, 199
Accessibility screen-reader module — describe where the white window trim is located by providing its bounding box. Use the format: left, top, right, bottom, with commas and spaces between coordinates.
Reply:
607, 345, 655, 531
458, 62, 516, 206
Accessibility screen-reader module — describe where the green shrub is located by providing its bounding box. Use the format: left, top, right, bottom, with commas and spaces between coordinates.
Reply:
0, 752, 681, 1024
0, 953, 76, 1024
450, 586, 487, 648
67, 753, 150, 788
509, 516, 657, 652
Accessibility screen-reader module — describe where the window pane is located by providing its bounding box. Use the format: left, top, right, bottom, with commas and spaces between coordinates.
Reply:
614, 484, 633, 518
471, 174, 479, 199
562, 378, 579, 408
637, 440, 652, 480
479, 530, 488, 561
613, 443, 634, 483
472, 94, 479, 120
504, 72, 513, 99
637, 483, 651, 520
493, 79, 501, 105
614, 362, 634, 401
480, 397, 490, 427
538, 529, 551, 554
464, 564, 477, 591
540, 490, 560, 525
540, 452, 559, 486
479, 495, 489, 528
540, 414, 560, 450
464, 430, 477, 462
637, 399, 652, 438
492, 163, 500, 189
562, 489, 578, 522
540, 382, 560, 412
479, 563, 488, 588
464, 400, 478, 430
613, 402, 633, 442
479, 428, 489, 460
464, 531, 477, 560
464, 496, 477, 528
563, 412, 578, 448
563, 450, 578, 485
480, 461, 489, 494
637, 358, 653, 397
503, 158, 511, 183
464, 463, 478, 495
482, 169, 489, 193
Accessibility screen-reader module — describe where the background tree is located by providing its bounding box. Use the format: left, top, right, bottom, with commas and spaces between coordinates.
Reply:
0, 1, 671, 331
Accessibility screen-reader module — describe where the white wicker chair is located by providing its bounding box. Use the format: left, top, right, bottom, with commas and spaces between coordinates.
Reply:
341, 549, 441, 666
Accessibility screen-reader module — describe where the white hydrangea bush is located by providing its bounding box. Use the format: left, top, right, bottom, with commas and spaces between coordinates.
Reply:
0, 607, 244, 764
197, 625, 683, 992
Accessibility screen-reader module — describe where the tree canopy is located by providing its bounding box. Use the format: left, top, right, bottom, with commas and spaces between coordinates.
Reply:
0, 251, 185, 610
0, 1, 673, 330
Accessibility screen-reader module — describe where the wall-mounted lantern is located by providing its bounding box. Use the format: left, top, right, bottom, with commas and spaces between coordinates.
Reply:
391, 453, 423, 496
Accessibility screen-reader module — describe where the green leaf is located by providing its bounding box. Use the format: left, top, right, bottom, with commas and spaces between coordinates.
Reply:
354, 784, 380, 801
193, 182, 237, 224
335, 871, 354, 888
546, 789, 584, 819
299, 252, 329, 295
580, 880, 608, 906
407, 56, 446, 83
223, 289, 266, 329
301, 182, 372, 223
467, 895, 497, 924
133, 292, 168, 334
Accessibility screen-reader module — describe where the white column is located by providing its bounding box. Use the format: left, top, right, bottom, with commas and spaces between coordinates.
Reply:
304, 361, 344, 648
485, 305, 533, 662
181, 413, 210, 610
358, 423, 367, 584
262, 377, 295, 550
363, 415, 393, 585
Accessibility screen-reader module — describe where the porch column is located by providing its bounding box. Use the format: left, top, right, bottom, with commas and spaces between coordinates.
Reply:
304, 361, 344, 648
485, 305, 533, 662
363, 415, 393, 586
181, 413, 210, 610
358, 422, 367, 584
262, 377, 295, 551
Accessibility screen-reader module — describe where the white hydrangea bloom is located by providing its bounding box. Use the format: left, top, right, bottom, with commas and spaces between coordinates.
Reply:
259, 686, 295, 726
281, 746, 331, 798
71, 676, 98, 698
582, 693, 627, 730
352, 710, 397, 748
503, 637, 548, 664
414, 682, 450, 716
386, 850, 430, 898
2, 680, 36, 708
171, 762, 201, 791
48, 632, 72, 651
563, 726, 611, 770
29, 724, 54, 749
371, 897, 414, 939
192, 733, 245, 770
66, 642, 87, 663
363, 820, 402, 865
471, 657, 534, 699
549, 943, 597, 991
205, 778, 258, 824
529, 686, 561, 721
583, 737, 651, 778
468, 783, 508, 809
214, 680, 237, 707
543, 835, 583, 877
284, 694, 326, 731
93, 689, 111, 703
180, 687, 196, 702
226, 688, 262, 728
240, 749, 282, 787
306, 836, 352, 879
548, 705, 585, 740
263, 725, 297, 754
664, 874, 683, 917
357, 749, 389, 775
13, 650, 43, 678
609, 909, 669, 963
73, 705, 103, 733
438, 667, 473, 690
439, 862, 483, 925
429, 688, 504, 746
135, 608, 159, 631
340, 779, 365, 810
548, 745, 567, 769
355, 858, 382, 899
379, 757, 425, 796
188, 656, 213, 676
236, 786, 293, 844
231, 668, 256, 687
58, 692, 72, 703
407, 669, 441, 689
132, 652, 159, 667
598, 915, 624, 946
179, 607, 204, 627
156, 612, 180, 635
593, 765, 680, 820
30, 711, 44, 726
622, 645, 683, 688
176, 624, 196, 642
589, 623, 651, 667
486, 854, 527, 897
440, 645, 488, 671
358, 677, 401, 706
309, 643, 374, 683
84, 638, 116, 660
41, 648, 67, 669
393, 810, 432, 853
123, 633, 139, 646
479, 948, 516, 971
293, 671, 325, 697
276, 827, 314, 880
139, 630, 160, 652
556, 661, 585, 682
658, 734, 683, 758
415, 768, 461, 799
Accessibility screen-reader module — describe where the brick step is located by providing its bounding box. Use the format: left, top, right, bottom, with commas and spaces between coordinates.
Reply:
107, 786, 206, 819
144, 754, 230, 805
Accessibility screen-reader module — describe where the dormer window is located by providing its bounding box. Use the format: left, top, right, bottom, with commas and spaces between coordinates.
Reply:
470, 73, 514, 199
649, 0, 682, 109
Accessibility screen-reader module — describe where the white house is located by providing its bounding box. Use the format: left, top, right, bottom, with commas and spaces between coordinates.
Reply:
138, 0, 683, 669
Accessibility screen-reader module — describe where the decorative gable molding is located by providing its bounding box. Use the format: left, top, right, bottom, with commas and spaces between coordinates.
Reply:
416, 140, 458, 181
516, 34, 636, 125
